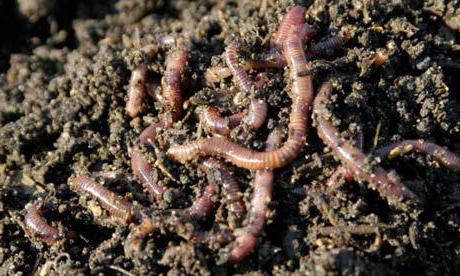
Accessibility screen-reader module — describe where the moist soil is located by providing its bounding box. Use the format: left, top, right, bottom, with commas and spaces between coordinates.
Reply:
1, 0, 460, 275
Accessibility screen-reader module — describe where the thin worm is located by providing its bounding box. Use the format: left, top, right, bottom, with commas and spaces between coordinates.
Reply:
199, 99, 267, 137
126, 64, 148, 117
308, 30, 351, 57
201, 159, 246, 229
167, 27, 312, 170
198, 107, 245, 136
180, 183, 217, 222
161, 48, 189, 124
131, 149, 167, 198
325, 166, 354, 189
72, 175, 133, 224
24, 201, 60, 244
227, 128, 283, 263
139, 121, 163, 145
272, 6, 306, 51
326, 131, 364, 190
225, 43, 256, 94
374, 140, 460, 173
313, 82, 416, 199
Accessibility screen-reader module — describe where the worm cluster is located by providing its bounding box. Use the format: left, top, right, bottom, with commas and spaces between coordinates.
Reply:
19, 5, 460, 266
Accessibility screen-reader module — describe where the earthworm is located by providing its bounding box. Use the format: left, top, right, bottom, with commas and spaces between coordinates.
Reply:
272, 6, 306, 51
161, 48, 189, 124
72, 175, 133, 223
180, 183, 217, 222
225, 43, 256, 94
201, 159, 246, 229
24, 200, 60, 244
199, 98, 267, 137
126, 64, 148, 117
139, 122, 162, 145
204, 61, 272, 85
325, 166, 354, 189
313, 82, 416, 199
167, 27, 312, 170
373, 140, 460, 173
242, 99, 268, 132
308, 30, 351, 57
227, 128, 283, 263
199, 107, 245, 136
131, 149, 167, 198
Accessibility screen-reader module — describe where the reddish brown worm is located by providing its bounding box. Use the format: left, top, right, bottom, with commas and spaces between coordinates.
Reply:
131, 149, 167, 198
225, 43, 258, 93
72, 175, 133, 223
205, 61, 280, 85
24, 200, 60, 244
199, 107, 245, 136
313, 82, 416, 199
308, 30, 351, 57
199, 99, 267, 137
272, 6, 306, 51
161, 48, 189, 124
180, 183, 217, 222
201, 158, 246, 229
126, 64, 148, 117
139, 121, 163, 145
167, 26, 312, 170
374, 140, 460, 173
227, 128, 283, 263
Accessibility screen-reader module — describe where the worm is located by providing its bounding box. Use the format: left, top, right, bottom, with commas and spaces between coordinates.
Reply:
272, 6, 306, 51
199, 98, 267, 137
227, 128, 283, 263
180, 183, 217, 222
198, 107, 245, 136
313, 82, 416, 200
161, 48, 189, 125
225, 43, 256, 94
201, 158, 246, 229
131, 149, 167, 198
24, 200, 60, 244
139, 122, 162, 145
308, 30, 351, 57
325, 166, 354, 189
167, 26, 312, 170
373, 140, 460, 173
72, 175, 133, 224
126, 64, 148, 118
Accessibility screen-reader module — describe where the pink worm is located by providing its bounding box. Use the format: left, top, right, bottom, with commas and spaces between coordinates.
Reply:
24, 200, 60, 244
313, 82, 416, 200
72, 175, 133, 224
167, 25, 313, 170
374, 140, 460, 173
131, 149, 168, 198
201, 158, 246, 229
227, 128, 283, 263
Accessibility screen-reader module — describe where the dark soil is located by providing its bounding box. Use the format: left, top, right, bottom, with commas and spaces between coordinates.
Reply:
1, 0, 460, 274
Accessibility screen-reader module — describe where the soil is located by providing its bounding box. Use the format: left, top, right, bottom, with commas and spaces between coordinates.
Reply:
1, 0, 460, 275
